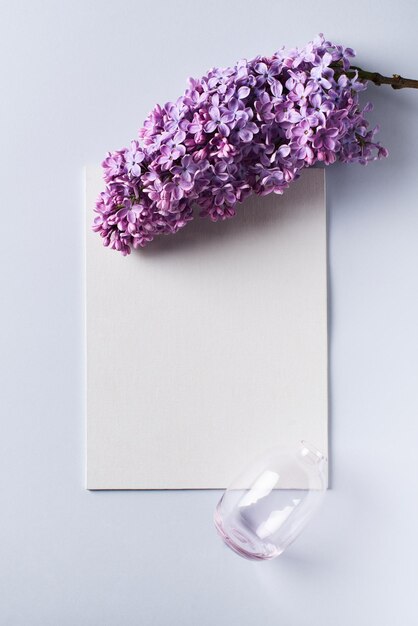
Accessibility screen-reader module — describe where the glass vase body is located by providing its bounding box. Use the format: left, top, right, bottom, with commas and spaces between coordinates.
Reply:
214, 441, 327, 560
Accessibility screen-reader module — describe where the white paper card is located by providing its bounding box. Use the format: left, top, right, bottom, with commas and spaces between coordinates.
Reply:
86, 167, 327, 489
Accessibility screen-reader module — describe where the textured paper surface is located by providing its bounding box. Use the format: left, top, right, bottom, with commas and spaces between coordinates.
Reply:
86, 167, 328, 489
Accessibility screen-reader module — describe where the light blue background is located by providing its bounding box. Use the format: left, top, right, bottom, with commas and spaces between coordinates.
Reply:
1, 1, 418, 624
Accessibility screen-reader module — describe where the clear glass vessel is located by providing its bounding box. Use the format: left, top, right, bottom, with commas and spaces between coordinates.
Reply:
214, 441, 327, 561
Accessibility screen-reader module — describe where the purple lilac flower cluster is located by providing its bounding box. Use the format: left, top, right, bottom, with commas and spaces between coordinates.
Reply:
93, 35, 388, 255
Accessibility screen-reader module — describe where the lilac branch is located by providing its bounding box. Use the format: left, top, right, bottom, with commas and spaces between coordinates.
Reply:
333, 63, 418, 90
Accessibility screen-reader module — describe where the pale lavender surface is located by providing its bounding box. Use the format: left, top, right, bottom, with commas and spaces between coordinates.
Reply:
1, 1, 418, 625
